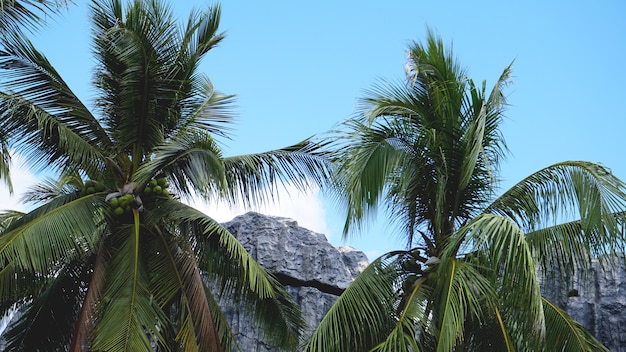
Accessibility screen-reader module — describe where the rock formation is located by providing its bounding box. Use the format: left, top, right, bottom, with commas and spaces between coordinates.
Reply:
220, 212, 368, 351
223, 212, 626, 351
541, 254, 626, 351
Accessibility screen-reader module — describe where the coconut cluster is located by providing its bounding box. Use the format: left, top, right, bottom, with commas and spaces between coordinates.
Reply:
401, 258, 422, 292
80, 180, 106, 196
108, 194, 139, 216
106, 177, 172, 218
143, 177, 170, 197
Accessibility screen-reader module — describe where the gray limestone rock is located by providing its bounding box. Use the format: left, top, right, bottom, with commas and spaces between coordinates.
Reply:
220, 212, 368, 351
222, 212, 626, 351
541, 254, 626, 351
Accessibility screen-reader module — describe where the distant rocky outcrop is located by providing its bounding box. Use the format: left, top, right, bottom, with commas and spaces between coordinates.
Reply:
223, 212, 626, 351
220, 212, 368, 351
541, 254, 626, 351
224, 212, 626, 351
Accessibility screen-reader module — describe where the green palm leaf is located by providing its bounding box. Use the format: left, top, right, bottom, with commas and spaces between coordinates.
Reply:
0, 262, 44, 312
0, 0, 69, 33
145, 223, 221, 351
449, 214, 545, 347
0, 194, 103, 273
488, 161, 626, 233
2, 256, 92, 351
304, 255, 398, 352
369, 275, 427, 352
174, 75, 236, 140
221, 139, 332, 208
92, 213, 168, 351
0, 32, 108, 175
330, 117, 411, 236
542, 297, 609, 351
488, 161, 626, 276
133, 130, 227, 200
427, 257, 505, 351
20, 171, 84, 205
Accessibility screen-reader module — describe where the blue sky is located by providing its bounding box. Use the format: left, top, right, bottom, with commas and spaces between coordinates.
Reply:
1, 0, 625, 260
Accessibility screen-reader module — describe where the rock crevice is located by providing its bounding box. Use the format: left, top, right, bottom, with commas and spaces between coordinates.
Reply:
272, 272, 345, 296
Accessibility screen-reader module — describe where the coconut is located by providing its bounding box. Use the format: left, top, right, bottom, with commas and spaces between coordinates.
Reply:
109, 197, 119, 207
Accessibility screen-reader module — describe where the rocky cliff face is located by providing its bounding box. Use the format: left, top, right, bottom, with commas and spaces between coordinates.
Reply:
541, 254, 626, 351
224, 212, 626, 351
220, 212, 368, 351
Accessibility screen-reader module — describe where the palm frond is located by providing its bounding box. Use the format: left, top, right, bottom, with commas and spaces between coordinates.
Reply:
0, 31, 109, 175
304, 255, 398, 352
359, 77, 429, 127
174, 6, 232, 139
488, 161, 626, 276
0, 210, 24, 231
20, 171, 83, 205
541, 296, 609, 351
92, 213, 168, 351
0, 193, 104, 273
185, 3, 224, 57
0, 0, 69, 33
2, 256, 91, 351
146, 224, 221, 351
174, 75, 236, 140
488, 161, 626, 232
458, 90, 487, 193
427, 258, 503, 351
2, 96, 107, 175
369, 275, 427, 352
220, 139, 332, 208
329, 117, 413, 238
461, 305, 515, 352
527, 219, 599, 284
446, 213, 545, 347
0, 137, 12, 192
0, 262, 44, 312
90, 0, 229, 165
133, 130, 226, 200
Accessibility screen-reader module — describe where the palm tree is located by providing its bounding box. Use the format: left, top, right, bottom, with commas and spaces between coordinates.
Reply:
0, 0, 330, 351
304, 30, 626, 351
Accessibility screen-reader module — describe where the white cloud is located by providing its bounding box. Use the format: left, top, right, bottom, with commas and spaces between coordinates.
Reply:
0, 154, 38, 212
188, 184, 332, 239
0, 157, 336, 248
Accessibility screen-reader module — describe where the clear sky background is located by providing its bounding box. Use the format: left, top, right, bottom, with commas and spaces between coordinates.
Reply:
1, 0, 625, 260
